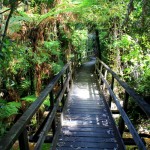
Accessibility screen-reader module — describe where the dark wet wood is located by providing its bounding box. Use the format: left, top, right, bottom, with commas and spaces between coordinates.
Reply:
52, 58, 125, 150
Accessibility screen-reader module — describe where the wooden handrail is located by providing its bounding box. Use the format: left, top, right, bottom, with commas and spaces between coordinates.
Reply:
34, 73, 71, 150
96, 58, 150, 117
95, 57, 149, 149
0, 63, 72, 150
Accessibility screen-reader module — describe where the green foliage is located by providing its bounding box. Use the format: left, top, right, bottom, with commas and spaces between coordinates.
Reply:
44, 41, 61, 56
21, 95, 50, 106
137, 68, 150, 96
0, 99, 21, 137
113, 34, 150, 96
72, 29, 88, 59
19, 79, 31, 94
8, 11, 33, 34
0, 101, 21, 119
52, 60, 64, 75
42, 143, 51, 150
1, 0, 149, 138
21, 95, 36, 102
0, 41, 31, 95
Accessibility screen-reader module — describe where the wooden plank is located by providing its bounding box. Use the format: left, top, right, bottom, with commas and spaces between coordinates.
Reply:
64, 113, 108, 117
65, 108, 106, 111
64, 111, 107, 115
62, 124, 113, 128
65, 108, 105, 112
66, 106, 104, 110
59, 131, 114, 137
63, 118, 110, 122
66, 105, 106, 108
62, 119, 111, 125
67, 103, 104, 106
61, 127, 113, 133
63, 118, 111, 123
56, 141, 118, 148
58, 136, 116, 143
68, 103, 103, 105
68, 100, 103, 103
64, 114, 109, 120
68, 102, 104, 105
55, 148, 115, 150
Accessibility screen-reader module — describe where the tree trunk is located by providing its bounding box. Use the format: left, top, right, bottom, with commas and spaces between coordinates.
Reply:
0, 0, 3, 41
0, 1, 17, 51
113, 18, 121, 74
24, 0, 29, 12
95, 29, 101, 59
35, 64, 42, 96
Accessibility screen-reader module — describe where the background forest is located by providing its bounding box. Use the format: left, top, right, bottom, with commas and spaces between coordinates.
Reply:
0, 0, 150, 141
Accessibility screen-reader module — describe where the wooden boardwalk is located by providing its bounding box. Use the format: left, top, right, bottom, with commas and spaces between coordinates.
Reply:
52, 58, 125, 150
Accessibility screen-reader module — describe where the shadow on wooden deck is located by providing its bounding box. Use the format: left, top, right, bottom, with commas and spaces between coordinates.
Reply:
52, 57, 125, 150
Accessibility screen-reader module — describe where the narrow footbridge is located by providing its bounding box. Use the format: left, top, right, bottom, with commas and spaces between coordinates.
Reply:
0, 56, 150, 150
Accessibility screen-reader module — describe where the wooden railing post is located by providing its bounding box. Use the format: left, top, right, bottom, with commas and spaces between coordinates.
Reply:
69, 63, 72, 88
95, 59, 98, 77
97, 61, 101, 80
108, 76, 114, 107
100, 64, 103, 85
61, 75, 65, 108
118, 91, 129, 136
66, 68, 70, 92
61, 75, 64, 90
103, 69, 107, 90
94, 58, 97, 74
50, 91, 56, 135
18, 129, 29, 150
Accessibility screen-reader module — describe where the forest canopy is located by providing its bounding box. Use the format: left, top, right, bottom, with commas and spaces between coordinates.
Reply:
0, 0, 150, 137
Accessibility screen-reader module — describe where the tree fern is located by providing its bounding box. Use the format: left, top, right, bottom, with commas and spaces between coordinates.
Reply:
21, 95, 50, 107
0, 100, 21, 120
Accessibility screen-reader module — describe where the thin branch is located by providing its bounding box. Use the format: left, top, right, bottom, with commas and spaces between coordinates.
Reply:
0, 2, 17, 51
0, 8, 11, 14
0, 1, 23, 15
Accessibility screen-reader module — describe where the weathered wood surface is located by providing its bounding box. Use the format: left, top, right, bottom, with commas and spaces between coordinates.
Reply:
52, 57, 125, 150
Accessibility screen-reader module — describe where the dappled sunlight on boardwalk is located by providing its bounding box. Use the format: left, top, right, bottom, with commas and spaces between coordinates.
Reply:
53, 57, 125, 150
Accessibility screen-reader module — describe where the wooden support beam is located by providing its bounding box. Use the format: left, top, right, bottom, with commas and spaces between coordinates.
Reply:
119, 91, 129, 136
18, 129, 29, 150
108, 76, 114, 107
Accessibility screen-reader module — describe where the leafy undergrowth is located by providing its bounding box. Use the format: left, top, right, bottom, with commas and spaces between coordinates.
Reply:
0, 99, 21, 137
21, 95, 50, 107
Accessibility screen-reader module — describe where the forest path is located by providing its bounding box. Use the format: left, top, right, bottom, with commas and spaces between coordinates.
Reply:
52, 57, 125, 150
